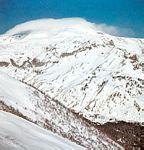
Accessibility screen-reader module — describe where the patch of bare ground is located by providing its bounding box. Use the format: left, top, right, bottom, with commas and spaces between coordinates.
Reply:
96, 121, 144, 150
72, 111, 144, 150
10, 58, 33, 68
0, 62, 9, 67
0, 101, 32, 123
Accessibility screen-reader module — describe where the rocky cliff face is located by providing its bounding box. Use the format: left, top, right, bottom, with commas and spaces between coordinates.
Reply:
0, 18, 144, 149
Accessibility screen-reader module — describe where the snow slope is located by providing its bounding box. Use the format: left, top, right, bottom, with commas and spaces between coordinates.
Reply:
0, 111, 84, 150
0, 71, 39, 119
0, 18, 144, 124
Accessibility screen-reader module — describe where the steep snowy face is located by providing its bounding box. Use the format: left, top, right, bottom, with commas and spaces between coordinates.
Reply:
0, 18, 144, 124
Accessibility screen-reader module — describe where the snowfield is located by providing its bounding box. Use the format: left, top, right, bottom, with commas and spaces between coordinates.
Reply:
0, 111, 84, 150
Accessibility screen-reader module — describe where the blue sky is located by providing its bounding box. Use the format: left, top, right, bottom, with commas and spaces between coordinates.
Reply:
0, 0, 144, 37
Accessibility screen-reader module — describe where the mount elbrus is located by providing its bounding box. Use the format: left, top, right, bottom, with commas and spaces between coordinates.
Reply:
0, 18, 144, 149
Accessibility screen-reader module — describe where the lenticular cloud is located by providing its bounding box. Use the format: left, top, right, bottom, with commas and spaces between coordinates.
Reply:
6, 18, 134, 37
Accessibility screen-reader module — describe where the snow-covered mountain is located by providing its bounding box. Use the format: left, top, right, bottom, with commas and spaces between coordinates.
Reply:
0, 18, 143, 149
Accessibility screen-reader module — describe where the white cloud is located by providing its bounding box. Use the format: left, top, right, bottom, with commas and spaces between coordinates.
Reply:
93, 23, 135, 37
6, 18, 135, 37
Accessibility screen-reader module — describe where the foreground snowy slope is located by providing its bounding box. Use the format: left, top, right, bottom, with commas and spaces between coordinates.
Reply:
0, 111, 84, 150
0, 18, 143, 124
0, 72, 121, 149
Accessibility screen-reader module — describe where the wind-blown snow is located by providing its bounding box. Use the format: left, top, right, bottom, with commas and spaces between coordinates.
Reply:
0, 111, 84, 150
